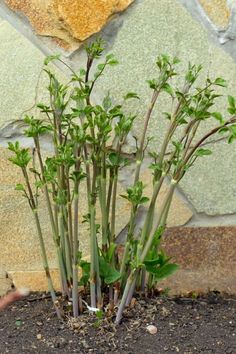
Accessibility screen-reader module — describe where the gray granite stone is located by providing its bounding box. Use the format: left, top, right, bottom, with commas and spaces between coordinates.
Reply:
0, 21, 65, 130
179, 140, 236, 215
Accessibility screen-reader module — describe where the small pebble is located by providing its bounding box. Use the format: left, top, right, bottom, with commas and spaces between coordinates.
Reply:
36, 334, 42, 340
146, 325, 157, 334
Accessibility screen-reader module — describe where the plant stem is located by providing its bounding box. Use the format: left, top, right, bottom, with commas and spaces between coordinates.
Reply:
34, 137, 69, 296
116, 182, 176, 323
184, 116, 236, 165
125, 273, 138, 306
110, 172, 118, 241
33, 210, 62, 319
66, 168, 73, 254
139, 175, 165, 250
115, 270, 136, 324
72, 146, 82, 317
100, 149, 108, 250
22, 167, 62, 319
120, 241, 130, 288
89, 204, 97, 308
120, 204, 136, 286
72, 180, 79, 317
134, 90, 160, 183
140, 182, 176, 263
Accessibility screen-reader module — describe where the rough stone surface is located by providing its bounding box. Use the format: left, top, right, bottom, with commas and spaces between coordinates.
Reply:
0, 20, 66, 128
5, 226, 236, 294
0, 268, 13, 296
0, 148, 58, 273
199, 0, 230, 28
96, 0, 236, 215
160, 226, 236, 294
179, 140, 236, 215
5, 0, 133, 50
9, 270, 61, 291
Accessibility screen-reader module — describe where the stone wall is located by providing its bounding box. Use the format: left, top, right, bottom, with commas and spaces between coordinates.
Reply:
0, 0, 235, 294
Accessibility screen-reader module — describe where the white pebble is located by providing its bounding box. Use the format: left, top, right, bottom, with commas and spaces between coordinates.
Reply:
146, 325, 158, 334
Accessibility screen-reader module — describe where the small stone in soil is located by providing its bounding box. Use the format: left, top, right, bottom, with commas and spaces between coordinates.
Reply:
146, 325, 158, 334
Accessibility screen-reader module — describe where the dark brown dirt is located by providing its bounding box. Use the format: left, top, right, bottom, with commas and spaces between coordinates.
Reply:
0, 292, 235, 354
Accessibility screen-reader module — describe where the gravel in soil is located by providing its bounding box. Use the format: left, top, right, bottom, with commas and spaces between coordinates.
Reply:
0, 292, 235, 354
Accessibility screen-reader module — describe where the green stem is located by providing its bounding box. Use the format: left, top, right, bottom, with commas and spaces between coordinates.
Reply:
120, 241, 130, 288
33, 210, 62, 319
100, 149, 108, 249
106, 169, 114, 214
134, 89, 160, 184
115, 270, 136, 324
110, 172, 118, 242
72, 181, 79, 317
139, 175, 165, 250
34, 137, 69, 296
140, 182, 176, 263
89, 204, 98, 308
183, 116, 236, 166
116, 185, 175, 322
66, 168, 73, 255
72, 147, 82, 317
22, 167, 62, 319
120, 204, 137, 286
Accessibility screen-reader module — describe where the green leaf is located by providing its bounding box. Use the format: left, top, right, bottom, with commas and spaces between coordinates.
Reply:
99, 257, 121, 284
124, 92, 140, 100
146, 263, 179, 280
155, 263, 179, 279
195, 148, 212, 157
140, 196, 150, 204
162, 83, 174, 96
95, 310, 104, 319
106, 53, 115, 61
218, 127, 229, 134
106, 243, 116, 263
228, 107, 236, 115
173, 57, 181, 64
228, 124, 236, 143
35, 181, 44, 189
144, 258, 162, 267
227, 95, 236, 114
97, 63, 106, 71
228, 135, 236, 143
228, 95, 235, 108
102, 93, 112, 111
79, 68, 86, 76
163, 112, 171, 120
15, 184, 25, 192
44, 54, 60, 65
214, 77, 227, 87
147, 79, 158, 90
211, 112, 224, 124
79, 260, 90, 286
108, 58, 119, 66
108, 152, 120, 166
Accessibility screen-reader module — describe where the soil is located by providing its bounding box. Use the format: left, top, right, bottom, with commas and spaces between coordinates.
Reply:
0, 292, 235, 354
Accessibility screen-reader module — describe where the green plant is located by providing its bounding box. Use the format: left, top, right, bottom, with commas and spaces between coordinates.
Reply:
8, 39, 236, 323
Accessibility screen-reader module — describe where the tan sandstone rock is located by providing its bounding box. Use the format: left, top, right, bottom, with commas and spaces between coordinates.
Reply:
0, 267, 13, 296
5, 0, 134, 50
199, 0, 230, 28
